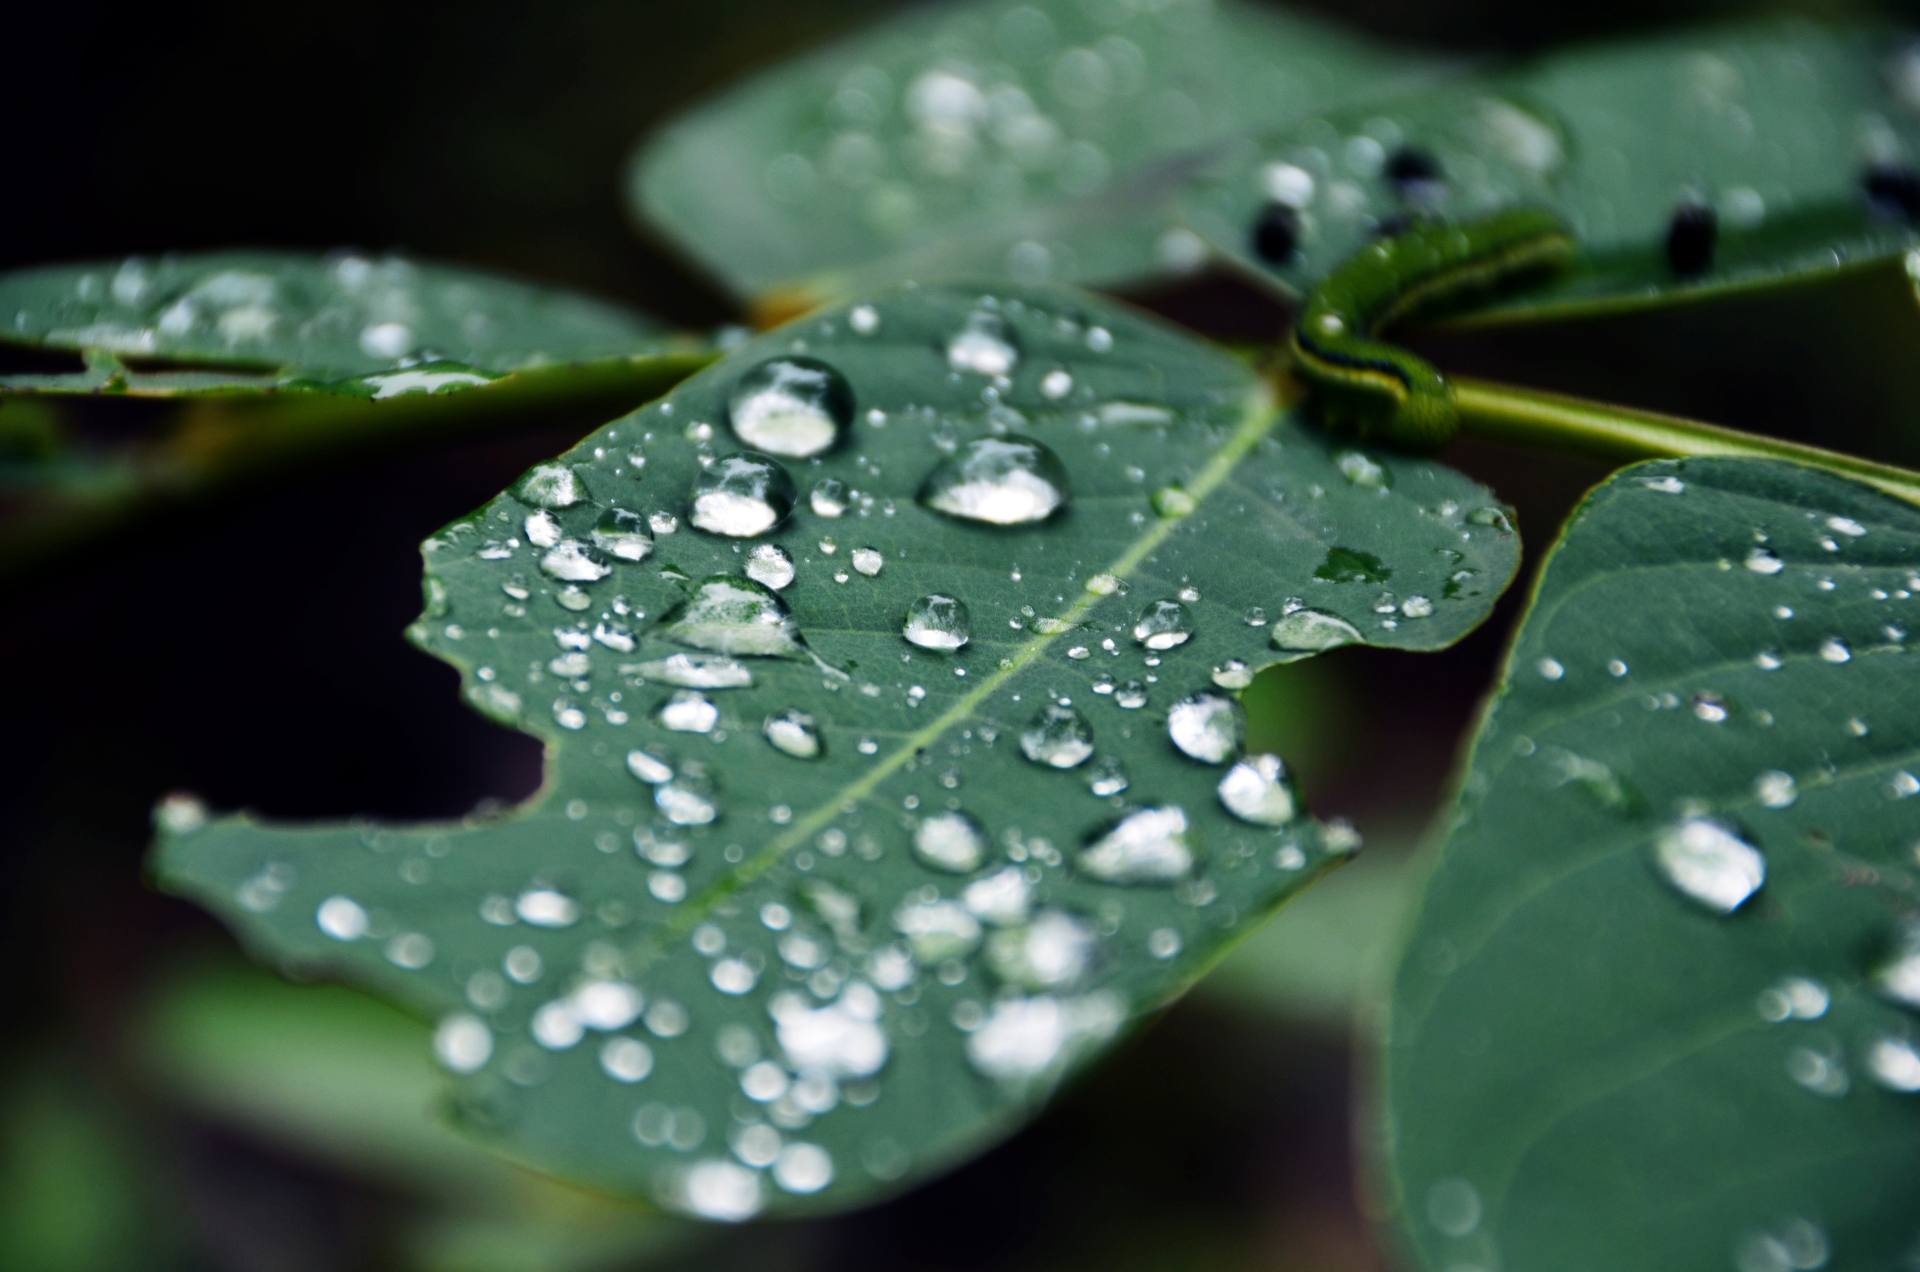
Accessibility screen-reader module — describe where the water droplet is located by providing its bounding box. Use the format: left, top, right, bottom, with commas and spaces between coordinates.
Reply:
515, 887, 580, 928
1651, 817, 1765, 913
590, 508, 653, 562
1039, 367, 1074, 399
965, 993, 1121, 1084
1167, 692, 1242, 764
1866, 1034, 1920, 1092
1754, 770, 1797, 809
903, 593, 971, 651
810, 478, 849, 518
1019, 703, 1095, 769
920, 436, 1068, 526
913, 810, 989, 873
773, 988, 888, 1078
987, 910, 1097, 989
1270, 608, 1360, 657
1218, 754, 1298, 825
726, 356, 853, 458
1745, 546, 1784, 575
540, 540, 613, 583
317, 896, 369, 940
1132, 599, 1193, 650
1078, 806, 1193, 883
1819, 637, 1852, 664
773, 1142, 834, 1194
851, 546, 884, 576
626, 652, 754, 689
658, 690, 720, 734
745, 543, 796, 590
433, 1013, 493, 1073
1086, 755, 1129, 797
626, 747, 674, 784
963, 866, 1034, 925
517, 463, 585, 509
1151, 485, 1197, 518
676, 1159, 763, 1222
1335, 449, 1391, 489
1873, 920, 1920, 1012
690, 452, 795, 538
894, 898, 981, 961
664, 576, 804, 657
764, 709, 822, 759
1211, 659, 1254, 690
945, 307, 1021, 376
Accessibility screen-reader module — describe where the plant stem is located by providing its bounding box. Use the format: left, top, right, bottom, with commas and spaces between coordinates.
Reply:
1451, 375, 1920, 506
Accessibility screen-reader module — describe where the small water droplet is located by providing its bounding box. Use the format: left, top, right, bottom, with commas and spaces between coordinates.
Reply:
540, 540, 613, 583
764, 709, 823, 759
851, 546, 884, 576
658, 690, 720, 734
1873, 920, 1920, 1012
590, 508, 654, 562
987, 910, 1097, 989
1211, 659, 1254, 690
945, 307, 1021, 376
810, 477, 849, 518
1270, 608, 1360, 657
517, 463, 586, 509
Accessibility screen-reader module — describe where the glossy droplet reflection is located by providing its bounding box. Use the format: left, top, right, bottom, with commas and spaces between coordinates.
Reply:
945, 307, 1021, 377
913, 810, 989, 873
1078, 806, 1193, 883
1651, 816, 1765, 913
1271, 607, 1361, 657
763, 709, 823, 759
1166, 692, 1242, 764
1132, 600, 1193, 650
1019, 703, 1095, 769
726, 356, 853, 458
690, 452, 795, 538
903, 593, 971, 651
920, 436, 1068, 526
1217, 754, 1298, 825
664, 576, 804, 657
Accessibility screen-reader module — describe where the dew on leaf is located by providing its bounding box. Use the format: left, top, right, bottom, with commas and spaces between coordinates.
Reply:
540, 540, 613, 583
625, 747, 674, 784
690, 452, 795, 538
810, 478, 849, 518
745, 543, 797, 590
773, 988, 889, 1079
764, 709, 823, 759
1211, 659, 1254, 690
516, 463, 586, 509
965, 993, 1121, 1085
919, 436, 1069, 526
1271, 607, 1360, 657
433, 1013, 494, 1073
913, 810, 989, 873
1132, 599, 1193, 650
1217, 754, 1298, 825
1873, 919, 1920, 1012
944, 307, 1021, 377
625, 652, 754, 689
1078, 806, 1193, 883
1167, 691, 1243, 764
658, 690, 720, 734
962, 866, 1034, 926
903, 593, 972, 651
590, 508, 654, 562
663, 576, 804, 657
1651, 816, 1765, 914
986, 910, 1097, 989
894, 898, 981, 961
851, 547, 884, 576
1019, 703, 1096, 769
726, 356, 853, 458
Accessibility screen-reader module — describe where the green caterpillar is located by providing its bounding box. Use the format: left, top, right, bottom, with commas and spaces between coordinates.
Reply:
1290, 208, 1576, 451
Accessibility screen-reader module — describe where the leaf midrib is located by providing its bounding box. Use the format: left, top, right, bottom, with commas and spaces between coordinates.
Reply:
626, 383, 1281, 969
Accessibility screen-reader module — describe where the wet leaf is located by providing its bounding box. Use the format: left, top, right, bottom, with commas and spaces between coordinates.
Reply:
0, 251, 699, 397
1183, 20, 1920, 320
1381, 458, 1920, 1271
629, 0, 1430, 310
153, 281, 1520, 1219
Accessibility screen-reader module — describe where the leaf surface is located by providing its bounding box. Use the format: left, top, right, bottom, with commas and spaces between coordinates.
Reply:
0, 251, 697, 397
1182, 21, 1920, 320
154, 281, 1520, 1218
1382, 458, 1920, 1271
630, 0, 1431, 308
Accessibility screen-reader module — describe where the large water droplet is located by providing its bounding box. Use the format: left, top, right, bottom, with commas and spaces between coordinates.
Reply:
1217, 754, 1298, 825
664, 576, 804, 657
903, 593, 972, 651
1132, 600, 1193, 650
540, 540, 613, 583
1271, 607, 1361, 657
1078, 806, 1193, 883
726, 356, 853, 458
1651, 816, 1765, 913
1166, 691, 1242, 764
658, 690, 720, 734
920, 436, 1069, 526
763, 709, 823, 759
516, 463, 586, 509
690, 452, 795, 538
1019, 703, 1095, 769
965, 993, 1121, 1084
913, 810, 989, 873
945, 307, 1021, 376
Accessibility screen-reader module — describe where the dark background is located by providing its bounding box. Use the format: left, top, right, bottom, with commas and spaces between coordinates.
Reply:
3, 2, 1916, 1270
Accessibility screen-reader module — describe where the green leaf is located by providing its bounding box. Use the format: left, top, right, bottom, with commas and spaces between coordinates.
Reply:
1380, 458, 1920, 1271
153, 280, 1520, 1219
0, 251, 698, 397
629, 0, 1429, 310
1182, 20, 1920, 320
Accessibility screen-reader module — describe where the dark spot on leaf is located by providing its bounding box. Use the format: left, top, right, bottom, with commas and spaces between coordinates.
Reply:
1315, 546, 1392, 584
1250, 201, 1301, 265
1664, 200, 1717, 278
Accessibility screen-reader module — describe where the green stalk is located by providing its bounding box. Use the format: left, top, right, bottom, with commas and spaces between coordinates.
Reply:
1451, 375, 1920, 507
